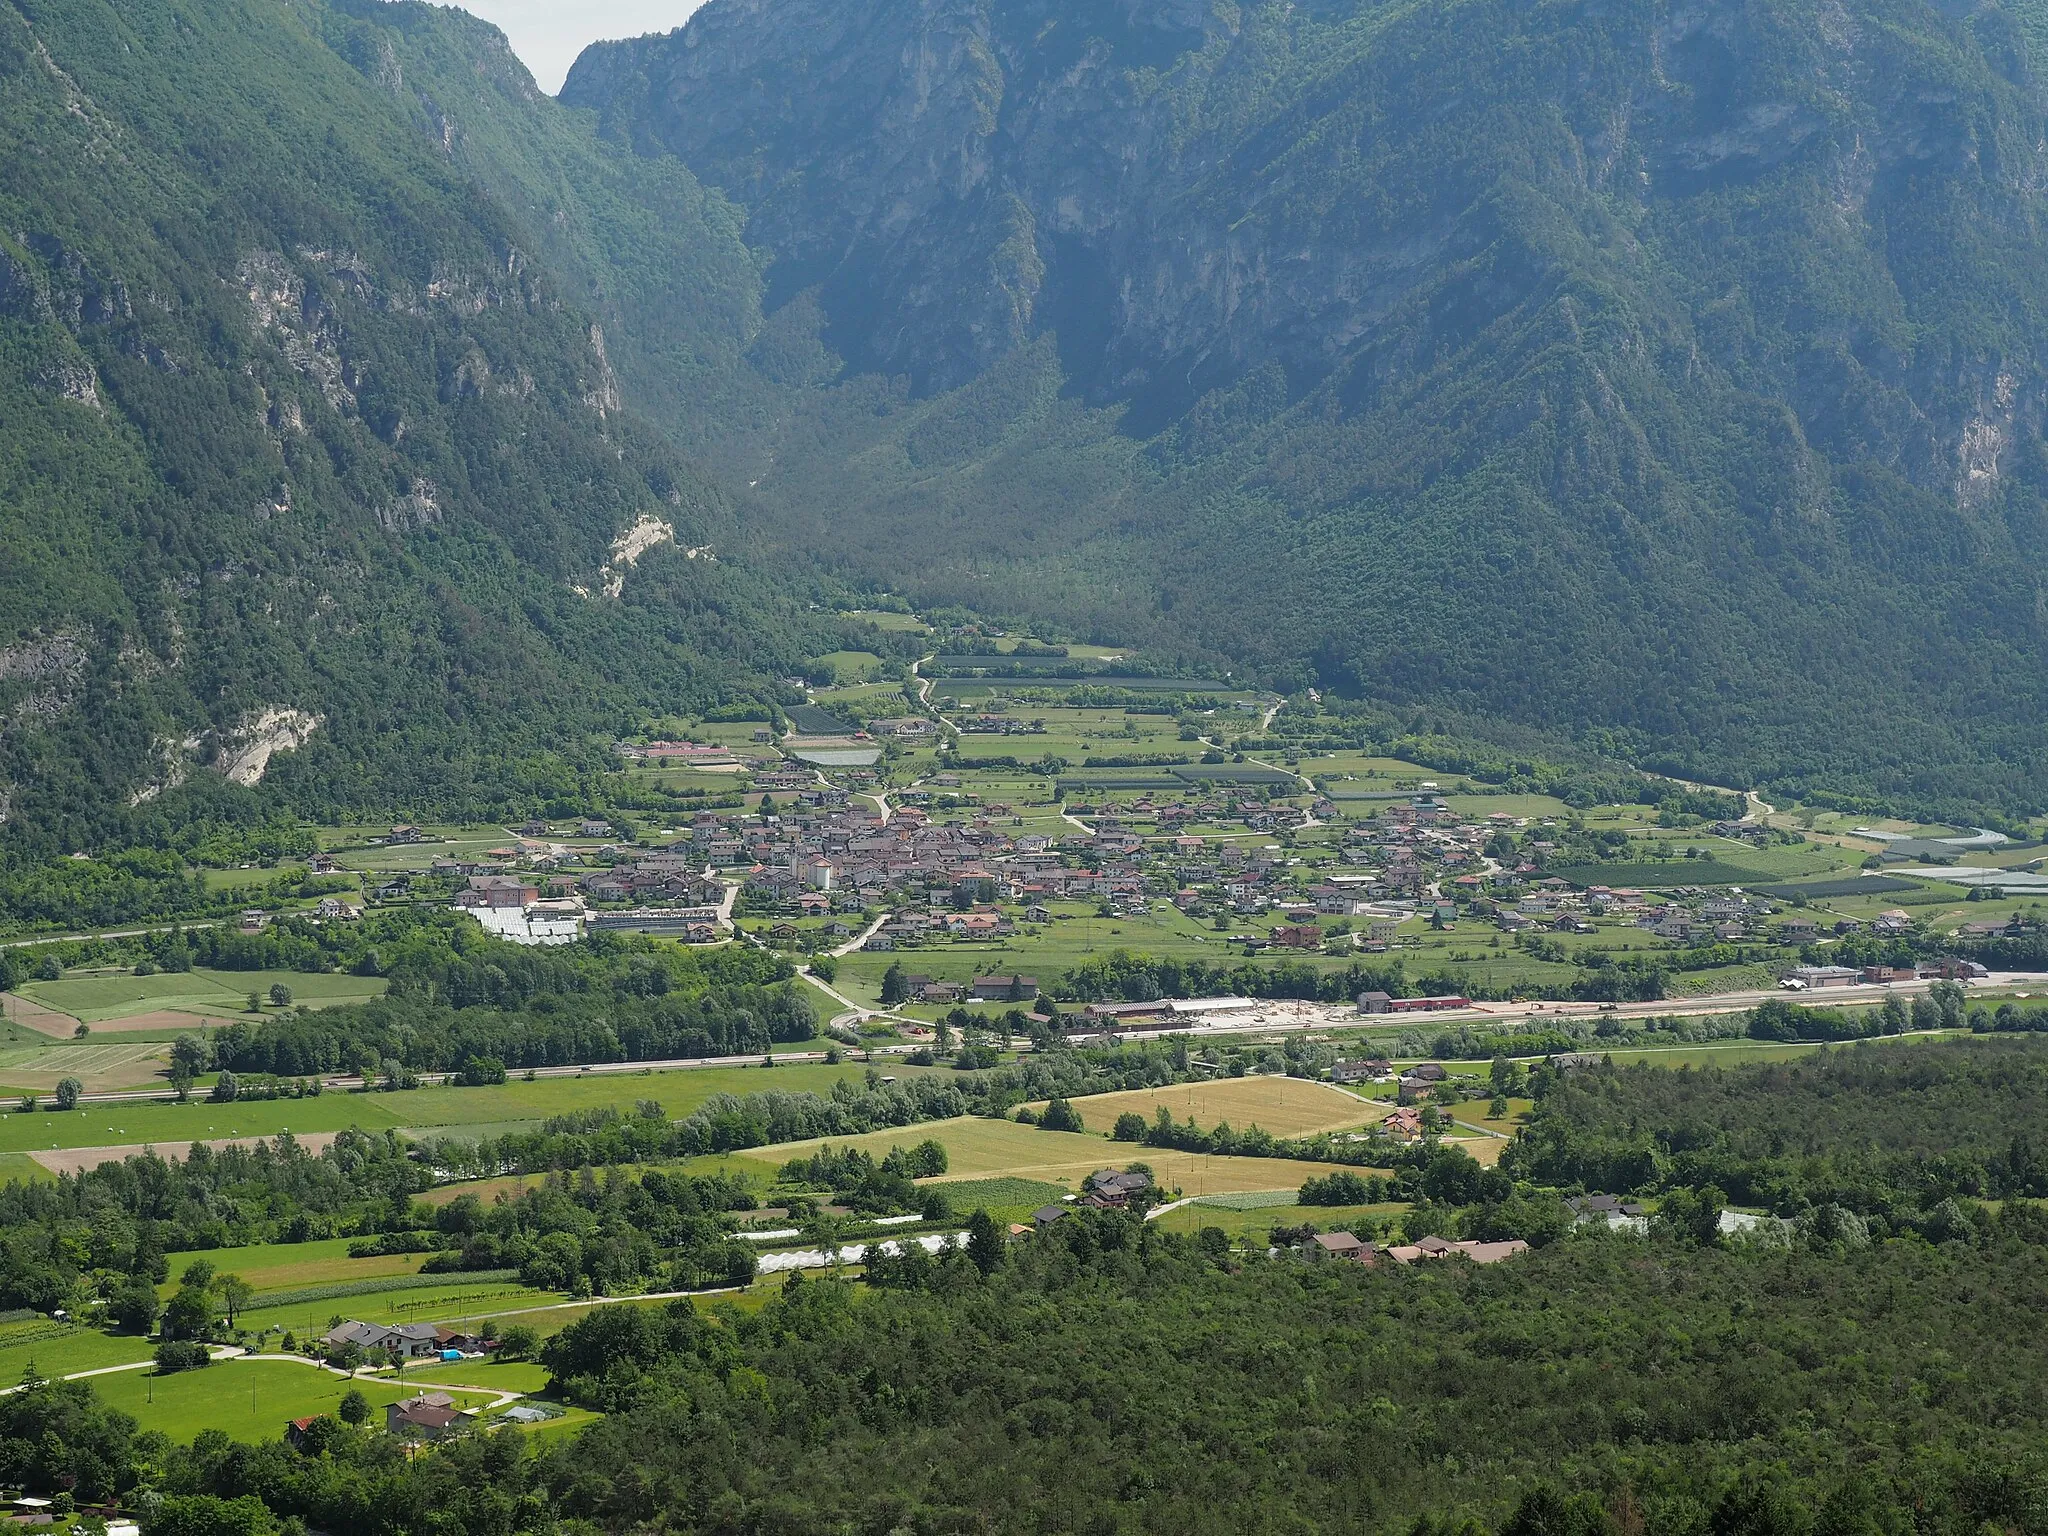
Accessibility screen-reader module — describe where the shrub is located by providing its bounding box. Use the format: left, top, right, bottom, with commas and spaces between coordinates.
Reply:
153, 1340, 211, 1374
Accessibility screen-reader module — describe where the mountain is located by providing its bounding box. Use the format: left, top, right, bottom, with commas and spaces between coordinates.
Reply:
0, 0, 820, 848
564, 0, 2048, 817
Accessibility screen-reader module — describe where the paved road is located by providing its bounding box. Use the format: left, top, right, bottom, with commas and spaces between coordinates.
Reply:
1090, 973, 2040, 1046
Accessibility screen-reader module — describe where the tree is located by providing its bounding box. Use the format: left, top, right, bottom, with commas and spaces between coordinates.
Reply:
108, 1281, 160, 1335
1652, 1186, 1726, 1247
1039, 1097, 1083, 1133
210, 1071, 238, 1104
169, 1034, 207, 1097
496, 1324, 540, 1360
180, 1260, 216, 1292
268, 983, 292, 1007
337, 1388, 370, 1425
880, 962, 907, 1005
161, 1286, 212, 1341
1112, 1111, 1147, 1141
52, 1078, 81, 1111
215, 1274, 253, 1330
966, 1209, 1004, 1275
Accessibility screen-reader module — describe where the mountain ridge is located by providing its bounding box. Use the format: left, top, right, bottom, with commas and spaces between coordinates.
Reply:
564, 0, 2048, 817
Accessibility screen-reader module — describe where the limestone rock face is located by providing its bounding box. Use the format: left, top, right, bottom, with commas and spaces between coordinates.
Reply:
564, 0, 2048, 481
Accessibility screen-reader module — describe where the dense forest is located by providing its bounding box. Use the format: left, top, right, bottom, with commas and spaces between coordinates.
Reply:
10, 1204, 2048, 1533
0, 1038, 2035, 1530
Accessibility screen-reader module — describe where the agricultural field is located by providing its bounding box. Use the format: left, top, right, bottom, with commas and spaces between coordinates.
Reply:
18, 967, 386, 1025
1028, 1076, 1384, 1139
730, 1113, 1374, 1199
158, 1235, 439, 1297
0, 1059, 929, 1160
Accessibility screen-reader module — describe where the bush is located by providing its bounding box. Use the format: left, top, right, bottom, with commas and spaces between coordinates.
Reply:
1298, 1171, 1378, 1206
153, 1340, 211, 1374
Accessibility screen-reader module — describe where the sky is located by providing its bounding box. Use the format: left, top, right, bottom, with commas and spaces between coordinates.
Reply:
452, 1, 702, 93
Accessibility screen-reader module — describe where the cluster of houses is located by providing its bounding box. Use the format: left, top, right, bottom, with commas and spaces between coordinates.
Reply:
1304, 1231, 1529, 1265
892, 973, 1040, 1005
1026, 1168, 1156, 1230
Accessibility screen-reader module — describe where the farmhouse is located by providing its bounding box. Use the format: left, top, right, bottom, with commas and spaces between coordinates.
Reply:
1307, 1231, 1373, 1263
321, 1320, 443, 1359
971, 974, 1038, 1001
387, 1393, 472, 1440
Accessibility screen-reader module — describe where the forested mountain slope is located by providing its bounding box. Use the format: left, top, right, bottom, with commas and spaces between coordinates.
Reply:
0, 0, 811, 848
566, 0, 2048, 815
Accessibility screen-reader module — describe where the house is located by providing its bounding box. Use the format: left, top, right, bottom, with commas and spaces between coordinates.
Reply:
971, 974, 1038, 1002
1382, 1237, 1528, 1265
1404, 1062, 1447, 1082
1331, 1059, 1386, 1084
1381, 1106, 1425, 1140
1083, 1169, 1151, 1208
1565, 1194, 1646, 1223
387, 1394, 470, 1440
285, 1416, 323, 1451
1030, 1204, 1069, 1230
321, 1320, 443, 1359
1308, 1231, 1373, 1262
1273, 924, 1324, 949
1355, 990, 1393, 1014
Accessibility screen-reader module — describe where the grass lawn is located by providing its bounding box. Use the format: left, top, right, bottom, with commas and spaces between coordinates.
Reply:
0, 1323, 155, 1384
1027, 1076, 1381, 1139
387, 1358, 552, 1394
92, 1358, 494, 1443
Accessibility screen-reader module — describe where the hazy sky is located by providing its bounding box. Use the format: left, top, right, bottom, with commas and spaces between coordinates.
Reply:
453, 1, 701, 93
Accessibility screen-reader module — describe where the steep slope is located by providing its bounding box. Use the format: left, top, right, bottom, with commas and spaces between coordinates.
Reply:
566, 0, 2048, 816
0, 0, 804, 847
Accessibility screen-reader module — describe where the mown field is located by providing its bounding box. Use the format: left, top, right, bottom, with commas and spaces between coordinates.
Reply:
1026, 1076, 1383, 1139
19, 968, 388, 1024
733, 1114, 1370, 1199
0, 1059, 924, 1158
